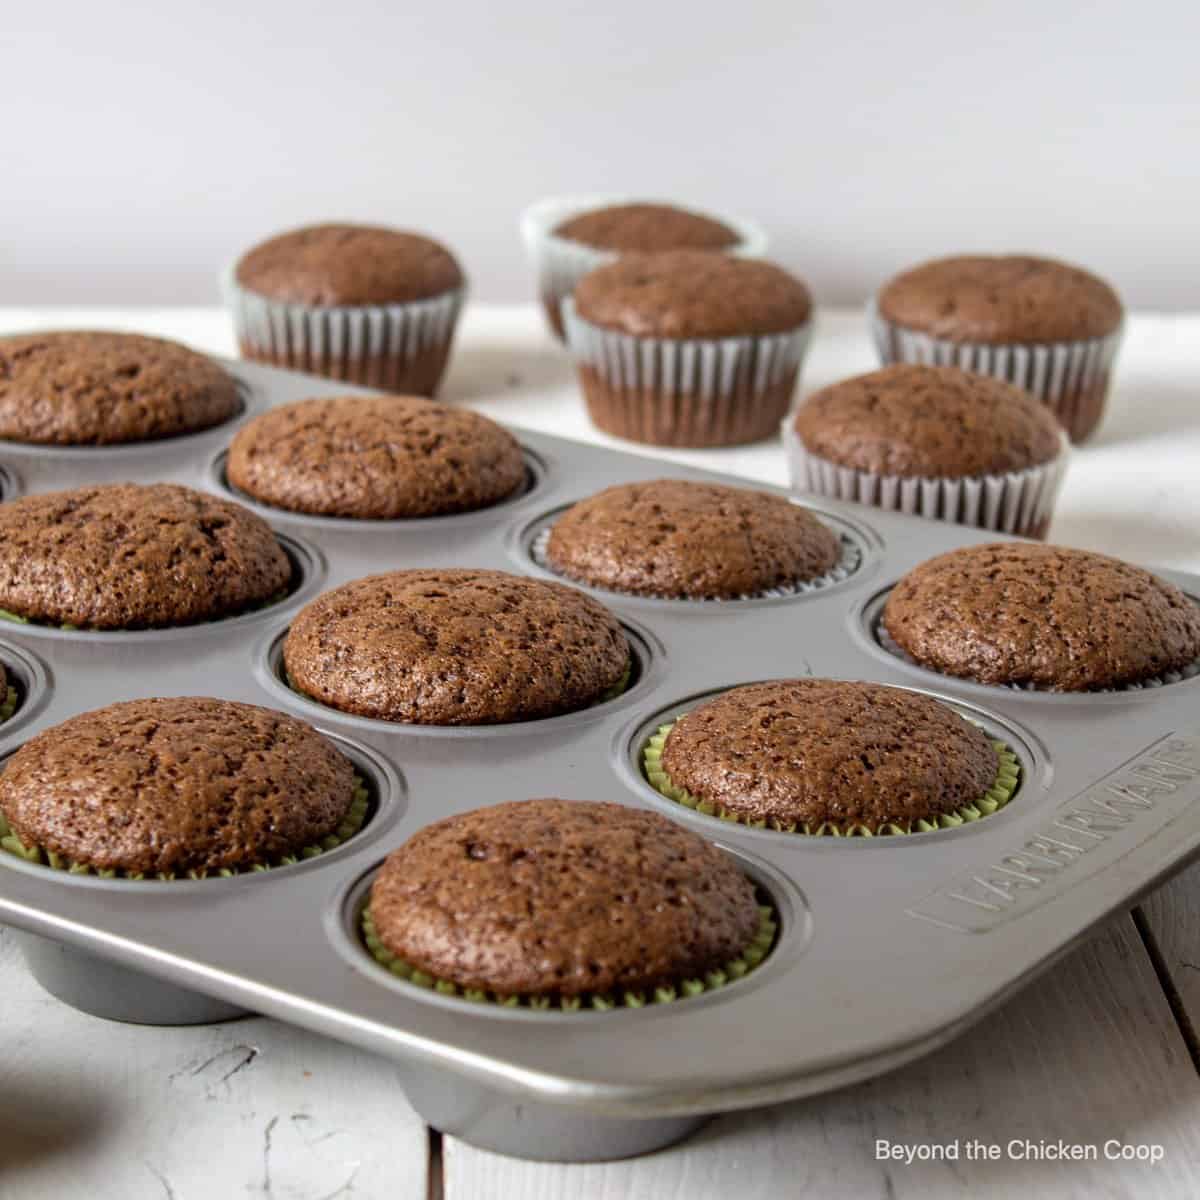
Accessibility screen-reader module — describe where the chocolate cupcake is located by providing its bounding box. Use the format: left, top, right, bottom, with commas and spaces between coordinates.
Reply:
0, 331, 239, 446
284, 569, 630, 724
0, 483, 291, 630
227, 395, 525, 519
564, 251, 813, 447
0, 664, 15, 723
363, 798, 775, 1008
872, 255, 1123, 443
543, 479, 843, 599
0, 697, 366, 877
645, 679, 1019, 835
883, 543, 1200, 692
521, 197, 764, 340
225, 223, 465, 396
786, 364, 1069, 538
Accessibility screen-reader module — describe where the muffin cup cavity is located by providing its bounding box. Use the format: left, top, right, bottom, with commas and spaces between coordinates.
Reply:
222, 267, 465, 397
642, 719, 1020, 836
211, 445, 549, 532
520, 195, 767, 341
360, 898, 777, 1012
868, 300, 1123, 445
784, 420, 1069, 540
524, 509, 865, 603
562, 300, 812, 448
0, 642, 49, 737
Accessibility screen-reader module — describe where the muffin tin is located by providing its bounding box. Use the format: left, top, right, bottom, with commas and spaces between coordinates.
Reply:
1, 358, 1199, 1163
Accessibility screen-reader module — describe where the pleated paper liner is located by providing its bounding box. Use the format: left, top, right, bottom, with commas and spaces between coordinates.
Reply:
360, 899, 777, 1011
643, 720, 1021, 836
876, 621, 1200, 693
0, 686, 17, 723
222, 267, 464, 396
528, 523, 862, 601
0, 776, 370, 880
520, 195, 767, 341
562, 300, 813, 447
784, 421, 1069, 540
868, 299, 1123, 444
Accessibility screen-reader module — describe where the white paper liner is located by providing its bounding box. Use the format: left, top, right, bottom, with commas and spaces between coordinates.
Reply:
783, 419, 1069, 538
868, 298, 1123, 443
876, 620, 1200, 693
521, 194, 768, 337
221, 265, 464, 385
529, 521, 860, 600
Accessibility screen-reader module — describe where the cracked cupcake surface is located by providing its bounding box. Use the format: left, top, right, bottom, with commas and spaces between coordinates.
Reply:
545, 479, 840, 599
0, 697, 359, 876
284, 568, 630, 725
0, 483, 291, 629
884, 543, 1200, 691
227, 394, 525, 519
367, 798, 763, 1001
657, 679, 1001, 832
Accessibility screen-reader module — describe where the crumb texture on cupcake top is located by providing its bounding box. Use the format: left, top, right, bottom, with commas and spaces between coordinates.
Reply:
878, 255, 1122, 344
660, 679, 999, 830
227, 395, 525, 518
554, 203, 739, 252
0, 483, 291, 629
368, 798, 760, 997
794, 364, 1064, 477
0, 697, 356, 875
574, 250, 812, 339
884, 543, 1200, 691
0, 331, 240, 446
235, 223, 464, 307
284, 569, 630, 724
546, 479, 839, 598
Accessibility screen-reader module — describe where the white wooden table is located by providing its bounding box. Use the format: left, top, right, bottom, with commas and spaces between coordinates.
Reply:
2, 305, 1199, 1199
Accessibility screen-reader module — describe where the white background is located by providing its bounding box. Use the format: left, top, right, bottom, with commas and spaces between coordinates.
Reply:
4, 0, 1197, 307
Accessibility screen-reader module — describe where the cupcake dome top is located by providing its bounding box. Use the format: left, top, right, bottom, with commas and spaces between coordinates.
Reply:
554, 203, 739, 253
227, 394, 525, 519
0, 482, 291, 630
283, 568, 630, 725
884, 543, 1200, 691
574, 250, 812, 338
0, 697, 357, 876
659, 679, 999, 830
0, 331, 239, 446
878, 254, 1122, 344
235, 223, 463, 307
546, 479, 840, 599
793, 364, 1064, 478
368, 798, 760, 999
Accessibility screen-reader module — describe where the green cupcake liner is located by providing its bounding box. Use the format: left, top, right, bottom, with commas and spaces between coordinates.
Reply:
361, 901, 778, 1011
0, 587, 291, 634
643, 719, 1020, 836
0, 686, 17, 723
0, 775, 370, 880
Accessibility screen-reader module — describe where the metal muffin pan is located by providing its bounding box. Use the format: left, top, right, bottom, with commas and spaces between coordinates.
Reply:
1, 359, 1199, 1163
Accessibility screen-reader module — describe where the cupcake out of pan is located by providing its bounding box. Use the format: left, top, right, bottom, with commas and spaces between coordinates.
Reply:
621, 679, 1042, 847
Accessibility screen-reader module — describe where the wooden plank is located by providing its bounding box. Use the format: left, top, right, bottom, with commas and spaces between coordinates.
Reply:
445, 915, 1200, 1199
1137, 860, 1200, 1063
0, 926, 429, 1200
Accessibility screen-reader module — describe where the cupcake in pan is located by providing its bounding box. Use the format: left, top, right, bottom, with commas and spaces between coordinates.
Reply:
0, 331, 240, 445
786, 364, 1068, 538
226, 395, 526, 519
225, 223, 465, 396
283, 568, 631, 724
541, 479, 844, 600
363, 798, 776, 1009
0, 697, 367, 878
644, 679, 1020, 835
871, 255, 1123, 443
521, 197, 766, 340
0, 664, 16, 723
564, 251, 814, 447
0, 482, 292, 631
882, 543, 1200, 692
